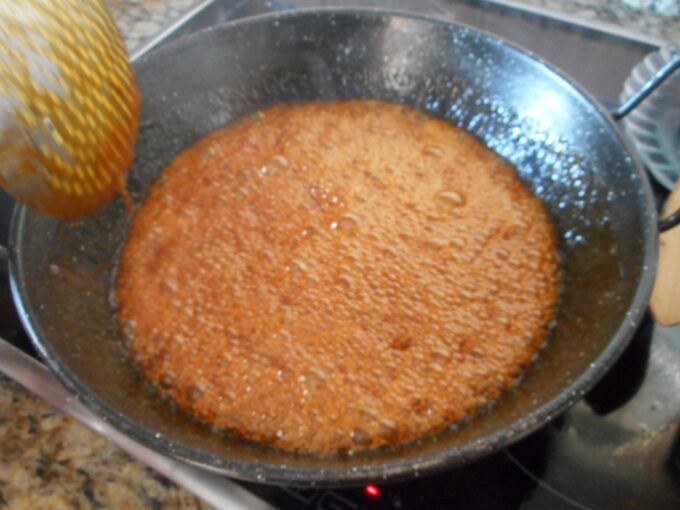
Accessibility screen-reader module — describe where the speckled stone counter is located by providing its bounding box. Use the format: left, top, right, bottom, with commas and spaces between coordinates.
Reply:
105, 0, 679, 52
0, 0, 678, 509
504, 0, 679, 42
0, 375, 211, 509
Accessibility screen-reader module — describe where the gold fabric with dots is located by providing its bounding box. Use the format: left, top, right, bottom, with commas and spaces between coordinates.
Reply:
0, 0, 139, 219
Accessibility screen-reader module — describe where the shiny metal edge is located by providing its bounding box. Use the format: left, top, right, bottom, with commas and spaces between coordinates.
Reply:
0, 339, 276, 510
128, 0, 219, 62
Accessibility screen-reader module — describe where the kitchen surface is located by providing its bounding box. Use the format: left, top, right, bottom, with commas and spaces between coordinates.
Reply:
1, 0, 679, 509
107, 0, 680, 50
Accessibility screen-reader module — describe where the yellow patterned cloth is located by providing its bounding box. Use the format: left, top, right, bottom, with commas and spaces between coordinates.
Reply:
0, 0, 139, 219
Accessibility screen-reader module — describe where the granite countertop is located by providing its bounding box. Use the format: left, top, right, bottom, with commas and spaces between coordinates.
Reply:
0, 374, 211, 509
496, 0, 679, 42
106, 0, 680, 50
1, 1, 679, 509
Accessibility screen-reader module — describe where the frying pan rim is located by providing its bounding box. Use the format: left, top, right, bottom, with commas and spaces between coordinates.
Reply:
8, 6, 658, 486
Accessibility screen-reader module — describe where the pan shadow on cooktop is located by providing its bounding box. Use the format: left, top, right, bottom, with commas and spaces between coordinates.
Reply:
417, 431, 550, 510
584, 313, 654, 415
0, 246, 37, 358
667, 429, 680, 487
237, 425, 553, 510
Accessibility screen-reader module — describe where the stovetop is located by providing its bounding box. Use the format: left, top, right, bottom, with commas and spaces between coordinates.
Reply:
236, 316, 680, 510
1, 1, 679, 509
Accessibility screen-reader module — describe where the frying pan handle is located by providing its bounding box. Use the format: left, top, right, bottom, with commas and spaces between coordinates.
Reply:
611, 52, 680, 120
611, 51, 680, 232
659, 209, 680, 232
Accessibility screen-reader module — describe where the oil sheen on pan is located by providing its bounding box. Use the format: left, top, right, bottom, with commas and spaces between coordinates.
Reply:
116, 100, 560, 455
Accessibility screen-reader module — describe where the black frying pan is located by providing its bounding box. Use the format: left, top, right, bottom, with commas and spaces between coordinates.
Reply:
8, 9, 679, 485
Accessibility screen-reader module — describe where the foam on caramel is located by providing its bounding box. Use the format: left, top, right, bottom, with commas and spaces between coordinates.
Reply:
117, 100, 560, 454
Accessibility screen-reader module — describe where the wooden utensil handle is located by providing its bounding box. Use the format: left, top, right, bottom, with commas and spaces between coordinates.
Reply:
650, 180, 680, 325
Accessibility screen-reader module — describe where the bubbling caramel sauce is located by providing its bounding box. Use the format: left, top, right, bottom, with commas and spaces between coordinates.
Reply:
117, 100, 560, 454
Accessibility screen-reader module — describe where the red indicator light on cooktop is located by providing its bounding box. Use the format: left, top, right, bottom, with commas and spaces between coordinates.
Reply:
365, 484, 380, 497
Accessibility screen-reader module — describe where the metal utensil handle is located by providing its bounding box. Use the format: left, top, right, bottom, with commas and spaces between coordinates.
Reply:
611, 50, 680, 232
612, 52, 680, 120
658, 209, 680, 232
